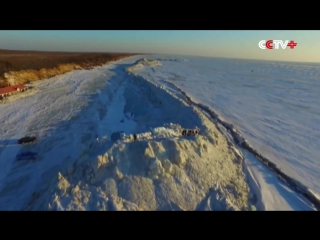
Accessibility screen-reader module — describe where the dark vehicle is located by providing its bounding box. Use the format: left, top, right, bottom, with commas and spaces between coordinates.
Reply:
181, 128, 200, 136
18, 136, 37, 144
16, 152, 38, 161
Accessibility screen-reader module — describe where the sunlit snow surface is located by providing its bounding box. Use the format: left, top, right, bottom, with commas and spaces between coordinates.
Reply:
131, 55, 320, 207
0, 57, 140, 209
0, 54, 319, 210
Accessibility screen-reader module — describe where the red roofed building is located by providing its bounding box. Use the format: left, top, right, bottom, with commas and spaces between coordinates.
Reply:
0, 84, 28, 98
12, 84, 28, 92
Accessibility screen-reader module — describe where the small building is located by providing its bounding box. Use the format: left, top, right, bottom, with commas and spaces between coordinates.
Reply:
0, 84, 28, 98
0, 86, 15, 98
12, 84, 28, 92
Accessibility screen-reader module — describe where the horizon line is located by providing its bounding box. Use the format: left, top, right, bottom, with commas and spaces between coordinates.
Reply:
1, 48, 319, 64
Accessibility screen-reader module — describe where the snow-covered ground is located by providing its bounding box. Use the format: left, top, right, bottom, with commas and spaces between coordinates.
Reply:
0, 57, 138, 209
0, 55, 318, 210
130, 56, 320, 210
24, 61, 256, 210
0, 56, 254, 210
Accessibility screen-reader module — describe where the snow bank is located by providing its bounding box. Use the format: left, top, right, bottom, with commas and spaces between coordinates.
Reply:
126, 58, 162, 72
27, 124, 252, 210
25, 64, 255, 210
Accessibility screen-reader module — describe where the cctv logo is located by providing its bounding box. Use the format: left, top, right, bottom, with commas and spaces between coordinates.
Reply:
259, 40, 297, 49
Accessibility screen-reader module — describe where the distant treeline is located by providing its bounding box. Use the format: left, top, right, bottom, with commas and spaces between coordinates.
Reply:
0, 51, 134, 86
0, 52, 132, 75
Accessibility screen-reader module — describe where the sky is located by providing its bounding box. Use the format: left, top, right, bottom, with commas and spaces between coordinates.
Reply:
0, 30, 319, 63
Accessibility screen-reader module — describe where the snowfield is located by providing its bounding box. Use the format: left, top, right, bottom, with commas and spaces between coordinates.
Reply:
0, 55, 317, 210
0, 58, 131, 209
137, 56, 320, 195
